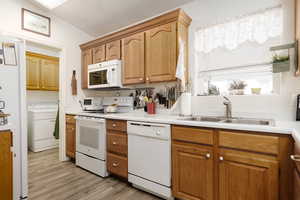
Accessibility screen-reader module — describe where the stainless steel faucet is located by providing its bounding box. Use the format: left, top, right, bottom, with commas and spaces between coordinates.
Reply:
223, 96, 232, 119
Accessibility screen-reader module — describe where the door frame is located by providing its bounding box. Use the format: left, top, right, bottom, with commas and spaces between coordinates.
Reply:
0, 29, 68, 199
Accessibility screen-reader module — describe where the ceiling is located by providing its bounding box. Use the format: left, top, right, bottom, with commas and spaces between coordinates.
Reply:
49, 0, 195, 37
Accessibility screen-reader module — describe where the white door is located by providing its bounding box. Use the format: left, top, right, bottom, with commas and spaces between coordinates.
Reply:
76, 117, 106, 160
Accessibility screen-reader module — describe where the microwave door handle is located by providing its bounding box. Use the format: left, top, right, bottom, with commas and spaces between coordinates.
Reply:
106, 68, 111, 86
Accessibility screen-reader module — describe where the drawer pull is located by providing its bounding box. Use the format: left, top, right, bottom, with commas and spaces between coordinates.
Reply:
112, 141, 117, 145
291, 155, 300, 162
112, 162, 119, 167
205, 153, 211, 159
219, 156, 224, 161
112, 123, 116, 127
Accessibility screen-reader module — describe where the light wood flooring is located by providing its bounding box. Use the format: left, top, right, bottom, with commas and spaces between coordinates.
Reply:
28, 149, 161, 200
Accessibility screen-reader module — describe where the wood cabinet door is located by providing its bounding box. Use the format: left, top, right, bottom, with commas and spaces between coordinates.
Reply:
0, 131, 13, 200
66, 124, 76, 158
122, 32, 145, 85
40, 58, 59, 91
146, 22, 177, 83
106, 40, 121, 61
172, 142, 213, 200
295, 169, 300, 200
26, 56, 41, 90
218, 149, 279, 200
81, 49, 93, 89
93, 45, 106, 63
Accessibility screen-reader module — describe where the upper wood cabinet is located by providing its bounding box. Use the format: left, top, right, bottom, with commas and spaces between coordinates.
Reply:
26, 56, 41, 90
0, 131, 13, 200
26, 52, 59, 91
219, 149, 279, 200
40, 59, 59, 91
106, 40, 121, 61
122, 32, 145, 85
146, 22, 177, 83
93, 45, 106, 63
81, 49, 93, 89
172, 142, 213, 200
80, 9, 192, 87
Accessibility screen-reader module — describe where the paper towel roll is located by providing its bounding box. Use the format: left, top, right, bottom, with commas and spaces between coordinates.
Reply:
181, 92, 191, 116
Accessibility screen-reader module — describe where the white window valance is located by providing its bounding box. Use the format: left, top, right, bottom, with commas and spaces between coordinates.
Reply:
195, 5, 283, 53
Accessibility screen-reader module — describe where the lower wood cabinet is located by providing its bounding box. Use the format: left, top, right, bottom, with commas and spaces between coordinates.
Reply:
218, 149, 278, 200
0, 131, 13, 200
106, 119, 128, 179
172, 141, 213, 200
172, 126, 294, 200
294, 169, 300, 200
65, 114, 76, 159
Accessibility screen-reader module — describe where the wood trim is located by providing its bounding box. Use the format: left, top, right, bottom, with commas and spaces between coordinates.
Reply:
21, 8, 51, 37
26, 51, 59, 62
80, 8, 192, 50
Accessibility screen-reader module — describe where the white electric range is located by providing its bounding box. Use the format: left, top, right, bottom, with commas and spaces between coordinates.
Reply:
75, 96, 133, 177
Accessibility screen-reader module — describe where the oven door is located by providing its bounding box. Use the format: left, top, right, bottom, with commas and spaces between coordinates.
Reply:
88, 68, 110, 88
75, 116, 106, 160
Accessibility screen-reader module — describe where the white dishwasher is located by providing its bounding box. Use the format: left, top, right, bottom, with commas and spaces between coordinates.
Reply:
127, 121, 172, 200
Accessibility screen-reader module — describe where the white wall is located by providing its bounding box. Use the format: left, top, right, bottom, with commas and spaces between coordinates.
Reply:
181, 0, 300, 121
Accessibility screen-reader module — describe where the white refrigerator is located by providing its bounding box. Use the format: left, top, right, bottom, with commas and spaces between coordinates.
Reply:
0, 35, 28, 199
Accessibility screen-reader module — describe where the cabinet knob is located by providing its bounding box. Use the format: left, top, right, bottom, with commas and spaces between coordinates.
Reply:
112, 163, 119, 167
112, 123, 116, 127
291, 155, 300, 162
112, 141, 117, 145
205, 153, 211, 159
139, 78, 143, 81
219, 156, 224, 161
146, 77, 149, 81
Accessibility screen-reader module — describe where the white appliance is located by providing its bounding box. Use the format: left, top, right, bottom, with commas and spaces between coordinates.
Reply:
27, 103, 58, 152
0, 36, 28, 199
127, 122, 172, 200
88, 59, 122, 89
82, 97, 103, 111
75, 116, 108, 177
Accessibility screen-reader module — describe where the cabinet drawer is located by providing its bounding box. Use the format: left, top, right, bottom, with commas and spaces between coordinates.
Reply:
107, 132, 127, 155
219, 130, 279, 155
106, 120, 127, 132
66, 114, 76, 124
107, 153, 128, 178
172, 125, 214, 145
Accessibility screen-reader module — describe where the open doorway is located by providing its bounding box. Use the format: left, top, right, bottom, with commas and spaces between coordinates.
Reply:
25, 41, 62, 198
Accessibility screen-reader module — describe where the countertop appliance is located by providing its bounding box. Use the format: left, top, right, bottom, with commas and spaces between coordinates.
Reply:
0, 35, 28, 199
88, 59, 122, 89
75, 116, 108, 177
127, 122, 172, 199
82, 97, 103, 111
27, 103, 58, 152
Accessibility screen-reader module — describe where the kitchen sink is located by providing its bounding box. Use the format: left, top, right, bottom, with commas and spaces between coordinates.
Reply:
180, 116, 225, 122
222, 118, 274, 126
179, 116, 274, 126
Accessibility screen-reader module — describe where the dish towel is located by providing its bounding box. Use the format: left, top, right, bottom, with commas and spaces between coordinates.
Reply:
176, 39, 186, 92
53, 108, 59, 140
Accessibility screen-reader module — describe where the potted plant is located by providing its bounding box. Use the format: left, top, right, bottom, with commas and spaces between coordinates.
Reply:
229, 80, 247, 95
272, 53, 290, 73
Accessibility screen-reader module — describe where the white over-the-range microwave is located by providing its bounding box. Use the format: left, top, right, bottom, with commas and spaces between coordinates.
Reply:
88, 59, 122, 89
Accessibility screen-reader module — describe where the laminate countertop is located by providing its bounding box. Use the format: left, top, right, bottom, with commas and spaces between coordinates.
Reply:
67, 110, 300, 143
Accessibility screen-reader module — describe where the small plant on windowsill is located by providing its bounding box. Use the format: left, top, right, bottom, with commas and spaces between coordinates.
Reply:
229, 80, 247, 95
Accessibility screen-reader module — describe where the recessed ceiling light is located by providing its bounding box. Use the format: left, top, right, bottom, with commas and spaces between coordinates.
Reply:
32, 0, 68, 10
